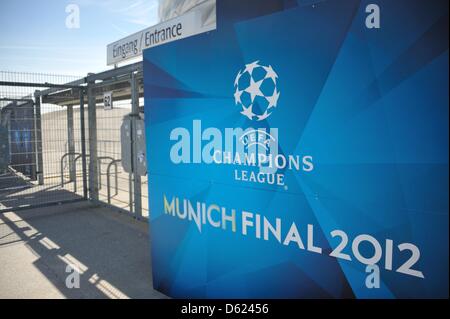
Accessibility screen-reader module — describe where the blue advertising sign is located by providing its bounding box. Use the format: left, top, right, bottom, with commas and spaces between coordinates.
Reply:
144, 0, 449, 298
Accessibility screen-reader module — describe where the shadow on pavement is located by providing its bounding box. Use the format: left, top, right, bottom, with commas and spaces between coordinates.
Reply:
0, 201, 166, 299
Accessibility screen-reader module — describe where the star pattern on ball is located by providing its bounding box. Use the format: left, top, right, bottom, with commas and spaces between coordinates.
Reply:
266, 89, 280, 109
234, 61, 280, 121
244, 77, 265, 102
240, 104, 254, 120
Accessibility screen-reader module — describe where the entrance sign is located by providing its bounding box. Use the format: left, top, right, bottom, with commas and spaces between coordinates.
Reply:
144, 0, 448, 298
107, 3, 216, 66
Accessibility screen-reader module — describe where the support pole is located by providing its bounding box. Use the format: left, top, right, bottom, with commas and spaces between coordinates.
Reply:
79, 90, 88, 200
87, 81, 99, 200
67, 105, 76, 182
130, 72, 142, 219
34, 91, 44, 185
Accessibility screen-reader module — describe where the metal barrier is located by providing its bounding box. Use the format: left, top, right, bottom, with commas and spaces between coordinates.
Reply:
73, 153, 89, 193
107, 159, 121, 204
60, 152, 81, 187
97, 156, 117, 190
82, 65, 146, 219
0, 72, 87, 213
1, 66, 147, 218
61, 154, 121, 205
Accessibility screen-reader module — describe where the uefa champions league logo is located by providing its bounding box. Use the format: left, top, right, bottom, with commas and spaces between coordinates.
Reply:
169, 59, 313, 187
234, 61, 280, 121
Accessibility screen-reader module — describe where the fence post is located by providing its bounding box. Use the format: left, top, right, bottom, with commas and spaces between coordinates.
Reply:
79, 89, 88, 200
67, 104, 76, 182
87, 80, 99, 201
130, 72, 142, 219
34, 91, 44, 185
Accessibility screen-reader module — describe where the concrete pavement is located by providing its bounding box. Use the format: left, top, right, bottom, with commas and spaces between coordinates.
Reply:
0, 201, 166, 299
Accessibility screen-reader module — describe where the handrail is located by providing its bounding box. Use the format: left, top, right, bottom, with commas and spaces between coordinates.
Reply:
61, 153, 121, 203
73, 153, 90, 193
60, 152, 81, 187
97, 156, 116, 190
106, 159, 121, 204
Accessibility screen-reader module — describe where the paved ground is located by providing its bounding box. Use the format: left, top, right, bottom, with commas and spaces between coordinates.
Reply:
0, 201, 166, 299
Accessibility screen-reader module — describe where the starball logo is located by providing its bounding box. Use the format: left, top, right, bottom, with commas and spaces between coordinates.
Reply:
234, 60, 280, 121
169, 60, 314, 189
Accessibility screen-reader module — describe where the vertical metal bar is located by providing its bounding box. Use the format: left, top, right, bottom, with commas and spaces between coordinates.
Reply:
29, 101, 37, 181
67, 105, 76, 182
74, 158, 77, 193
79, 89, 88, 200
115, 162, 118, 196
61, 155, 65, 187
130, 72, 142, 219
87, 82, 99, 201
107, 167, 111, 204
106, 160, 119, 204
129, 173, 133, 214
34, 91, 44, 185
97, 158, 102, 190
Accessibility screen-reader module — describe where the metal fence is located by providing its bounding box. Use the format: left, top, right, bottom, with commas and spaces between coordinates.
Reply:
0, 71, 86, 212
83, 65, 146, 219
0, 64, 148, 220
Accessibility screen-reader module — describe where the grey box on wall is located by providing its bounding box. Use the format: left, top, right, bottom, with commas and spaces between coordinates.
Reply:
121, 115, 147, 176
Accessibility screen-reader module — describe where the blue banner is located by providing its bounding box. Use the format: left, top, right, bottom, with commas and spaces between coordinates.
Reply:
144, 0, 449, 298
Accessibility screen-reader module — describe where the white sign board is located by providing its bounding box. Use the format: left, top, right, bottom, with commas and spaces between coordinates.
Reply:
103, 91, 113, 110
107, 9, 216, 66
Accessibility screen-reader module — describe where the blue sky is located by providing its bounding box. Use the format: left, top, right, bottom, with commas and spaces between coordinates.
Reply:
0, 0, 160, 76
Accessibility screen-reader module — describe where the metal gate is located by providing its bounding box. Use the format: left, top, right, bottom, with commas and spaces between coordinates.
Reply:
0, 72, 87, 212
82, 64, 147, 220
0, 65, 148, 220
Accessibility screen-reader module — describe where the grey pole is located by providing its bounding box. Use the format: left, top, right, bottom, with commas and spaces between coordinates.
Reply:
33, 91, 44, 185
130, 72, 142, 220
67, 105, 76, 182
87, 81, 99, 201
79, 90, 88, 200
